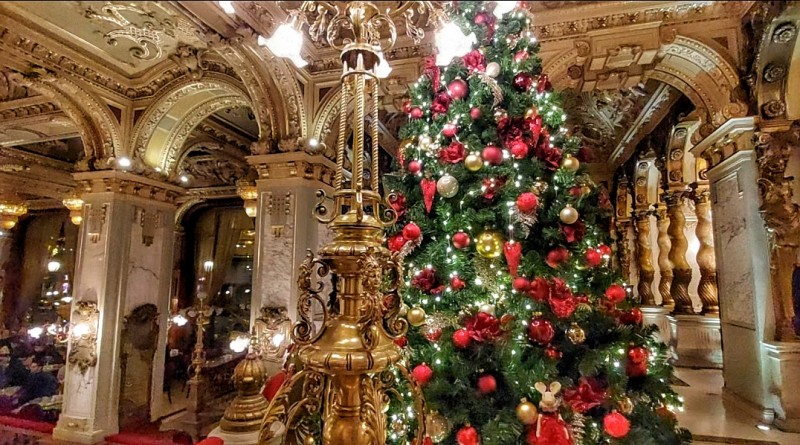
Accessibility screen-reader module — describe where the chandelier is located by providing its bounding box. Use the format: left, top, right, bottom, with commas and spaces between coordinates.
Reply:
0, 199, 27, 230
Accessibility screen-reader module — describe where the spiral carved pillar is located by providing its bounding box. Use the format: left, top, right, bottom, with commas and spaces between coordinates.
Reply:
633, 210, 656, 305
615, 220, 633, 283
693, 188, 719, 315
655, 205, 674, 308
665, 191, 694, 313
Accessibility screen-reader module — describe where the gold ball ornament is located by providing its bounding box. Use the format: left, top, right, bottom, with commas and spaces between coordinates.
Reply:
566, 323, 586, 345
618, 397, 634, 415
464, 154, 483, 172
561, 155, 580, 172
485, 62, 501, 78
303, 435, 316, 445
476, 230, 504, 258
531, 178, 549, 195
425, 411, 450, 443
419, 134, 432, 148
479, 303, 495, 315
436, 174, 459, 198
516, 398, 539, 425
559, 204, 580, 225
580, 184, 592, 196
407, 306, 427, 327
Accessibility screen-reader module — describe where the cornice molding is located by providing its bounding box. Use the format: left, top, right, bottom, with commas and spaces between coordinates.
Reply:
247, 152, 337, 188
74, 170, 185, 205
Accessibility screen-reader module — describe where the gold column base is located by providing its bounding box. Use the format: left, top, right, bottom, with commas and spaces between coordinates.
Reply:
221, 354, 270, 433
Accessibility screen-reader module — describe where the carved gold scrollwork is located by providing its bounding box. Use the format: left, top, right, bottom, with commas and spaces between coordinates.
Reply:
394, 364, 427, 445
314, 189, 335, 224
293, 251, 331, 346
258, 369, 324, 444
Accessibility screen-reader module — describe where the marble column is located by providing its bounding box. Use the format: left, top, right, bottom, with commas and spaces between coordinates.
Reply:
633, 210, 656, 305
665, 190, 694, 314
655, 204, 674, 308
692, 187, 719, 315
53, 171, 179, 444
247, 152, 335, 325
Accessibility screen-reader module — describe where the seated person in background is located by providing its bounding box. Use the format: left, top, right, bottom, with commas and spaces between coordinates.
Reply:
1, 345, 31, 389
21, 358, 58, 403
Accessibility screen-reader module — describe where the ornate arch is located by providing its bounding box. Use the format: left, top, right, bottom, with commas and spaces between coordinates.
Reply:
312, 88, 342, 158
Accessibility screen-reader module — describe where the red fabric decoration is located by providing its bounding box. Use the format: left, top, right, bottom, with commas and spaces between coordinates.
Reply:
412, 268, 439, 293
453, 328, 472, 349
477, 374, 497, 394
527, 115, 543, 146
626, 346, 649, 377
423, 56, 441, 92
510, 139, 529, 159
481, 145, 504, 165
528, 277, 551, 301
453, 232, 471, 249
536, 143, 563, 171
504, 241, 522, 277
387, 233, 407, 252
408, 160, 422, 174
456, 425, 480, 445
584, 249, 602, 267
410, 107, 424, 119
561, 221, 586, 243
388, 192, 407, 219
401, 99, 412, 114
517, 192, 539, 213
470, 107, 482, 120
263, 370, 288, 401
473, 10, 496, 40
481, 177, 506, 200
421, 178, 436, 213
527, 316, 555, 345
545, 345, 562, 360
549, 278, 577, 319
569, 186, 583, 198
394, 336, 408, 347
513, 72, 534, 91
432, 91, 452, 116
462, 50, 486, 73
536, 73, 552, 93
439, 141, 466, 164
451, 276, 466, 291
197, 438, 224, 445
465, 311, 502, 342
423, 438, 434, 445
563, 377, 607, 414
513, 277, 531, 292
545, 246, 570, 268
604, 284, 627, 305
603, 412, 630, 438
424, 327, 443, 342
402, 222, 421, 240
448, 78, 469, 100
442, 123, 459, 138
514, 50, 529, 63
598, 244, 612, 256
526, 413, 573, 445
620, 308, 643, 325
412, 363, 434, 386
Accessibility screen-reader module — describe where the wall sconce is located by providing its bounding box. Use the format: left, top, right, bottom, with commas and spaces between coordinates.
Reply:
237, 181, 258, 218
0, 200, 27, 230
68, 301, 99, 374
63, 196, 84, 225
254, 306, 291, 376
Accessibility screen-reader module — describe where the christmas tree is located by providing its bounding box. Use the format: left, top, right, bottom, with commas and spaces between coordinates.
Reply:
383, 2, 690, 445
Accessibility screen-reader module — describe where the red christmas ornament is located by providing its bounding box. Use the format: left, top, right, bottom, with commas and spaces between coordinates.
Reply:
598, 244, 612, 256
424, 327, 443, 342
526, 413, 573, 445
453, 328, 472, 349
465, 312, 502, 342
403, 222, 421, 240
603, 412, 630, 438
401, 99, 412, 114
442, 123, 459, 138
584, 249, 602, 267
452, 232, 471, 249
387, 233, 407, 252
412, 363, 434, 386
393, 336, 408, 347
620, 308, 643, 325
536, 73, 552, 93
388, 192, 407, 219
544, 345, 562, 360
423, 438, 434, 445
527, 316, 555, 345
456, 425, 480, 445
569, 186, 583, 198
448, 78, 469, 100
421, 178, 436, 213
545, 246, 570, 268
410, 107, 424, 119
481, 177, 505, 200
528, 115, 543, 146
451, 275, 466, 291
528, 277, 551, 301
516, 192, 539, 213
407, 160, 422, 174
513, 72, 534, 92
513, 277, 531, 292
500, 313, 515, 328
626, 346, 649, 378
514, 50, 529, 63
504, 241, 522, 277
481, 144, 503, 165
477, 374, 497, 394
605, 284, 627, 305
510, 139, 529, 159
470, 107, 482, 120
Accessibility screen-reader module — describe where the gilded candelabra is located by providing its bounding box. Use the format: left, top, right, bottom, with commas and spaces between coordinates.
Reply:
256, 2, 442, 444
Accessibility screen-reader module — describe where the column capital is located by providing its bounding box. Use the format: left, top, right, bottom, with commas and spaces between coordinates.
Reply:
73, 170, 184, 206
247, 152, 337, 190
690, 116, 757, 168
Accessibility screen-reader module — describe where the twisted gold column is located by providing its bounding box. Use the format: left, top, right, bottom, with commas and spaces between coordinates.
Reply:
656, 205, 674, 308
615, 220, 633, 283
693, 188, 719, 315
665, 191, 694, 314
633, 210, 656, 305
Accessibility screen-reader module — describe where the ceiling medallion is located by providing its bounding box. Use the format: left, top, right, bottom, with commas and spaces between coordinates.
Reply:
772, 22, 797, 44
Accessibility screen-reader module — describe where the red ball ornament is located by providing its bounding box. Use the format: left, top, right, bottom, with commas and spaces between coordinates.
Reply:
453, 328, 472, 349
451, 276, 466, 291
448, 78, 469, 100
452, 232, 471, 249
536, 73, 552, 93
482, 144, 503, 165
424, 327, 443, 342
387, 233, 407, 252
620, 308, 643, 325
423, 438, 434, 445
477, 374, 497, 394
410, 107, 424, 119
442, 123, 459, 138
513, 277, 531, 292
456, 425, 480, 445
516, 192, 539, 213
544, 345, 562, 360
514, 50, 529, 63
407, 160, 422, 174
527, 316, 555, 345
403, 222, 421, 240
470, 107, 482, 120
545, 246, 570, 268
626, 346, 649, 378
513, 72, 534, 92
605, 284, 627, 305
598, 244, 612, 256
412, 363, 434, 386
393, 336, 408, 347
510, 140, 529, 159
401, 99, 412, 114
604, 411, 631, 438
584, 249, 602, 267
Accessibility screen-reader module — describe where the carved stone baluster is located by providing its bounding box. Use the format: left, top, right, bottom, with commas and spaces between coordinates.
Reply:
633, 210, 656, 305
692, 187, 719, 315
616, 220, 633, 282
665, 191, 694, 313
655, 204, 674, 308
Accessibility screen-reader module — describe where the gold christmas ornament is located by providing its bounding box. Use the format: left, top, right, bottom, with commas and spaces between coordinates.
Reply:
580, 184, 592, 195
516, 398, 539, 425
618, 397, 634, 415
390, 417, 406, 434
566, 323, 586, 345
476, 230, 504, 258
531, 178, 549, 195
303, 435, 316, 445
464, 154, 483, 172
419, 134, 433, 148
407, 306, 427, 327
437, 174, 459, 198
479, 303, 495, 315
559, 204, 579, 225
561, 155, 580, 172
425, 411, 450, 443
485, 61, 501, 78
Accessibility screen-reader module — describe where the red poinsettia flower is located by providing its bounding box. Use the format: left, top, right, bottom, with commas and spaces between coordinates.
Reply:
528, 277, 551, 301
563, 377, 607, 414
482, 177, 506, 200
549, 278, 578, 318
411, 268, 439, 293
431, 91, 452, 116
497, 116, 528, 148
439, 141, 466, 164
465, 311, 502, 342
462, 49, 486, 73
536, 143, 563, 171
561, 221, 586, 243
473, 11, 496, 40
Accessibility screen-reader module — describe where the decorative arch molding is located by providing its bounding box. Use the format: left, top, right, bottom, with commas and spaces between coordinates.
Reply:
130, 73, 252, 171
753, 4, 800, 122
13, 72, 123, 165
312, 88, 343, 158
174, 197, 206, 229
